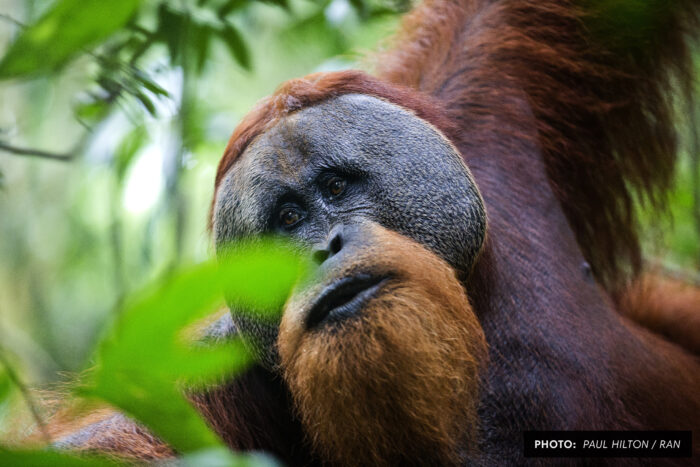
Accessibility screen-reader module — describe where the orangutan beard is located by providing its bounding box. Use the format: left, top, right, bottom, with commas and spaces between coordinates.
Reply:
277, 237, 487, 466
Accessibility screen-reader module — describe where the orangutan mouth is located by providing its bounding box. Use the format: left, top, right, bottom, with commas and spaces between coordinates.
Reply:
305, 274, 389, 330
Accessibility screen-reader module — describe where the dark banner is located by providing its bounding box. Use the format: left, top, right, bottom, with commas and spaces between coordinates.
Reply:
523, 431, 692, 458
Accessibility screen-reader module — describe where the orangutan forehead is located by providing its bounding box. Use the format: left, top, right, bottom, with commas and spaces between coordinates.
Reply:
234, 93, 457, 179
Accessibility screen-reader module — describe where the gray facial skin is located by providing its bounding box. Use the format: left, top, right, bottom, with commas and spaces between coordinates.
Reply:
213, 94, 486, 366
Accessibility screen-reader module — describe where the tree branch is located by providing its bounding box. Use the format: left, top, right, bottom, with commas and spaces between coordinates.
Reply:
0, 13, 23, 27
0, 142, 73, 161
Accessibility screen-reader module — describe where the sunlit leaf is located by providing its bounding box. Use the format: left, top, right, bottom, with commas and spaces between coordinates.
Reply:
218, 24, 251, 71
80, 239, 309, 454
74, 100, 110, 123
182, 100, 206, 151
0, 368, 11, 404
217, 238, 308, 313
0, 349, 21, 407
114, 126, 148, 181
0, 0, 141, 79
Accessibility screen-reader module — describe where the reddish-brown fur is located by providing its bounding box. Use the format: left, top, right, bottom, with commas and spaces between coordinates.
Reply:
205, 0, 700, 463
58, 0, 700, 464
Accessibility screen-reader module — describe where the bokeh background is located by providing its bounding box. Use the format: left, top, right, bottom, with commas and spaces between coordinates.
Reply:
0, 0, 697, 441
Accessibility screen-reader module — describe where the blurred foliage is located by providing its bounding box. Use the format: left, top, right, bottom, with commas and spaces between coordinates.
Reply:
0, 1, 141, 79
640, 152, 700, 271
0, 0, 405, 460
0, 0, 402, 364
0, 0, 697, 464
0, 239, 308, 465
83, 239, 308, 455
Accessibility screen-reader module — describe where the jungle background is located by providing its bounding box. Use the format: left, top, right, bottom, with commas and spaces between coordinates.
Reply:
0, 0, 697, 465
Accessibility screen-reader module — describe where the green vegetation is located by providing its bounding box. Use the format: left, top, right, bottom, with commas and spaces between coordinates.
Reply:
0, 0, 401, 464
0, 0, 697, 465
0, 237, 308, 465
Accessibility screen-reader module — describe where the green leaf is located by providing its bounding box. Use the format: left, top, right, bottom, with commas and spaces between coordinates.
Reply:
134, 91, 156, 116
0, 368, 11, 404
260, 0, 290, 10
192, 23, 214, 74
134, 73, 169, 97
157, 4, 188, 65
81, 238, 309, 454
181, 100, 206, 151
74, 100, 110, 123
218, 24, 251, 71
284, 11, 346, 57
348, 0, 370, 20
0, 449, 122, 467
114, 126, 148, 181
0, 0, 141, 79
218, 0, 250, 17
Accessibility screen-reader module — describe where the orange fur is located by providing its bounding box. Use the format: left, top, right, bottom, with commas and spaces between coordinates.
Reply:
619, 273, 700, 355
278, 225, 487, 466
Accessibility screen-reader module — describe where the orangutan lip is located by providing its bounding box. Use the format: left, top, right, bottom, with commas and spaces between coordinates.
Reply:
305, 274, 388, 330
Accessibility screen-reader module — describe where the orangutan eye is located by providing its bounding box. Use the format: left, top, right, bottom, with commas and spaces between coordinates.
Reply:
279, 207, 302, 227
327, 177, 346, 197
